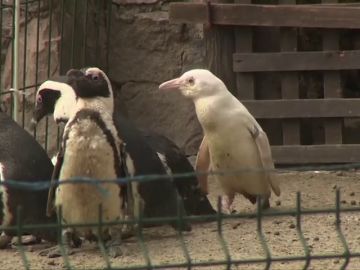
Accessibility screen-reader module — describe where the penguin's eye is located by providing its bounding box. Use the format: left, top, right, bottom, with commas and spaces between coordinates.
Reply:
87, 73, 99, 81
37, 94, 42, 103
188, 77, 195, 86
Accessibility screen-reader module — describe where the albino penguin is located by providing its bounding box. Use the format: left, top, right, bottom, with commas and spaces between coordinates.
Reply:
50, 69, 127, 257
159, 69, 281, 213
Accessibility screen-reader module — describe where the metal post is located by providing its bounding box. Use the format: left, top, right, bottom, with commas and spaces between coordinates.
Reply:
12, 0, 20, 123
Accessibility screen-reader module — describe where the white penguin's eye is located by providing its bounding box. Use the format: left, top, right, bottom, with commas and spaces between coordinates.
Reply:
188, 77, 195, 86
37, 94, 42, 103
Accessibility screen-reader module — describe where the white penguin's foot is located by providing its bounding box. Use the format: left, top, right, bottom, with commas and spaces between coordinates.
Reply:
221, 195, 235, 214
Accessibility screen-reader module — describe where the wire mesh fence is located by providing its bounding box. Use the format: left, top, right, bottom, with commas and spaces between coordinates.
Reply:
1, 0, 360, 270
0, 0, 111, 154
1, 168, 360, 269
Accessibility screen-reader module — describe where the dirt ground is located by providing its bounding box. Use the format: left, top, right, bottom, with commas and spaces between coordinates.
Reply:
1, 170, 360, 270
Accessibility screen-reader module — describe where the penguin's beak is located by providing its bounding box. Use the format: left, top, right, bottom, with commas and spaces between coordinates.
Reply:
30, 102, 47, 130
159, 78, 181, 91
30, 76, 68, 130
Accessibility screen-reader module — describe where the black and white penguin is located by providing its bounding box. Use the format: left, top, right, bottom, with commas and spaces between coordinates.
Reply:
48, 69, 127, 257
0, 110, 56, 249
140, 131, 215, 216
32, 68, 215, 223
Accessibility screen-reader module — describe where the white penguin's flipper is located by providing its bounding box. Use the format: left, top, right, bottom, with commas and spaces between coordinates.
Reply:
250, 125, 281, 197
195, 136, 210, 194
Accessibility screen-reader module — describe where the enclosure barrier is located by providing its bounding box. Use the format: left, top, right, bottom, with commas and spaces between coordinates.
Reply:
1, 165, 360, 270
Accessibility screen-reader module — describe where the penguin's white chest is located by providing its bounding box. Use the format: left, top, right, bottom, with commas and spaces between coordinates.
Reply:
206, 122, 270, 196
56, 120, 122, 234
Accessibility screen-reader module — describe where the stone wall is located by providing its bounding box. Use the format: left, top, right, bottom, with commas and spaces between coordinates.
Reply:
107, 3, 204, 155
1, 1, 205, 156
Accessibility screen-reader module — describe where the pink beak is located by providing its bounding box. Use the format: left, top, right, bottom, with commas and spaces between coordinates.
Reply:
159, 78, 181, 91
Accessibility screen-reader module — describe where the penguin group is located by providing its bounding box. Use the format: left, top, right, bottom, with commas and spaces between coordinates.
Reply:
0, 66, 281, 257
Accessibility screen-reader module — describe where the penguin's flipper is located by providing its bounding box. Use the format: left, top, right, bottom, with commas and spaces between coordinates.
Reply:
195, 136, 210, 194
118, 143, 132, 216
250, 125, 281, 197
46, 149, 64, 217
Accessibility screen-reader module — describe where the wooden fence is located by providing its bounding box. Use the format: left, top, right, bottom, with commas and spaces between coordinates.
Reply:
170, 0, 360, 165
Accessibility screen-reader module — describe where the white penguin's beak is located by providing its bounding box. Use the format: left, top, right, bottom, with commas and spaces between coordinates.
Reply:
159, 78, 181, 91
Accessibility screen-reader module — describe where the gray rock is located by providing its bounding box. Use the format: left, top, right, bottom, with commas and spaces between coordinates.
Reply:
108, 7, 205, 154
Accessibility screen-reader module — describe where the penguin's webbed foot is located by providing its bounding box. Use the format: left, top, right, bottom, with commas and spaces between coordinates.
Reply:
121, 225, 135, 240
38, 245, 75, 258
261, 198, 270, 210
106, 227, 123, 258
106, 240, 122, 258
11, 235, 42, 247
39, 229, 79, 258
71, 234, 82, 248
0, 234, 12, 249
170, 220, 192, 232
221, 194, 235, 215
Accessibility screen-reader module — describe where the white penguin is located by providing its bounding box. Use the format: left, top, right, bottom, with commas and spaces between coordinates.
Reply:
50, 69, 127, 257
159, 69, 281, 213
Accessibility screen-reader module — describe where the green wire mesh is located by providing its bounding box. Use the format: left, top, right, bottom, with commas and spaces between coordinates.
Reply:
1, 172, 360, 270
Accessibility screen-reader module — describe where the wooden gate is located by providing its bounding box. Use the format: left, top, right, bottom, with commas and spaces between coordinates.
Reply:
170, 1, 360, 165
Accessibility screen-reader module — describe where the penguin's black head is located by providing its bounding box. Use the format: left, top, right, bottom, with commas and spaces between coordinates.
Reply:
31, 76, 68, 126
33, 89, 61, 120
66, 68, 110, 99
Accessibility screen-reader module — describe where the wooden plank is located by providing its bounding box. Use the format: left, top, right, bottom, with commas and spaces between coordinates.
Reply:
169, 3, 360, 29
272, 144, 360, 164
233, 50, 360, 72
234, 0, 254, 99
279, 0, 299, 145
322, 0, 342, 144
205, 0, 237, 95
242, 99, 360, 119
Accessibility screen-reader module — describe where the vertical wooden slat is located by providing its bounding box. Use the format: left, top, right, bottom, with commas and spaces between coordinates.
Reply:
234, 0, 254, 99
322, 0, 343, 144
279, 0, 300, 145
204, 0, 236, 94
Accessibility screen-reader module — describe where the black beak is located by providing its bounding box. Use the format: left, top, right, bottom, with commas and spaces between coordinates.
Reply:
30, 103, 47, 130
